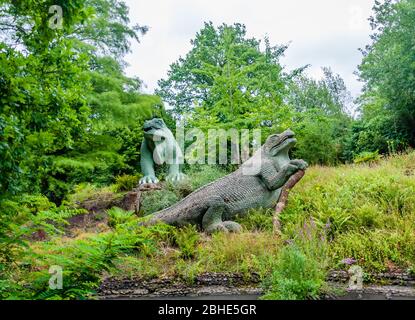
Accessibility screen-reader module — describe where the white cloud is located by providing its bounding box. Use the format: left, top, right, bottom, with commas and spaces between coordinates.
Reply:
124, 0, 375, 98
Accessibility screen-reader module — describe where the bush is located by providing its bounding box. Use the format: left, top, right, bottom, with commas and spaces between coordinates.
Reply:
261, 218, 329, 300
115, 174, 141, 192
184, 165, 228, 190
140, 189, 179, 215
107, 207, 135, 228
172, 225, 200, 259
353, 151, 381, 164
261, 245, 326, 300
237, 209, 274, 232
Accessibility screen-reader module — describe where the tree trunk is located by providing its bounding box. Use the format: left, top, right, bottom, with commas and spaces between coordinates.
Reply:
273, 170, 305, 234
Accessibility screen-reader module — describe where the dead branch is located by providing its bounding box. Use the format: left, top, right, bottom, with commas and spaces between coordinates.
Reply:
273, 170, 305, 234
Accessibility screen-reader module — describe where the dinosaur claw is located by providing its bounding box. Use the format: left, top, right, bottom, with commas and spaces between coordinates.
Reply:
290, 159, 308, 170
205, 221, 242, 234
166, 172, 187, 184
139, 175, 159, 185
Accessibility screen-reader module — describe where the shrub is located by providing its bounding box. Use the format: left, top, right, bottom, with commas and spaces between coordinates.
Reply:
261, 245, 326, 300
261, 218, 329, 300
353, 150, 381, 164
172, 225, 200, 259
184, 165, 227, 190
107, 207, 135, 228
237, 209, 274, 232
115, 174, 141, 192
140, 190, 179, 215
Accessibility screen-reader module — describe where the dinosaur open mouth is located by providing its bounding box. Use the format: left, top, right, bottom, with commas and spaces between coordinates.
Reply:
270, 133, 297, 154
277, 131, 296, 146
279, 134, 294, 144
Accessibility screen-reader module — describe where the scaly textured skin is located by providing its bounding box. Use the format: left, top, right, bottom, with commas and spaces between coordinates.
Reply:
139, 118, 186, 185
147, 129, 308, 233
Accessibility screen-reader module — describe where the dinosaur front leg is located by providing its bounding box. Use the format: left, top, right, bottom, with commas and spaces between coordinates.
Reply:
166, 142, 187, 184
260, 159, 308, 191
202, 199, 242, 234
139, 139, 159, 184
166, 163, 186, 184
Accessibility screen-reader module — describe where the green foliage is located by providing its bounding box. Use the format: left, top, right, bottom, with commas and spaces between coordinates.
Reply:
3, 154, 415, 299
0, 195, 86, 299
10, 213, 175, 299
0, 0, 154, 201
140, 189, 179, 215
184, 165, 228, 190
114, 174, 141, 192
156, 21, 296, 147
66, 183, 117, 205
2, 0, 415, 301
353, 150, 381, 164
85, 55, 169, 181
288, 68, 353, 164
261, 245, 326, 300
194, 232, 280, 278
172, 225, 200, 259
107, 207, 135, 228
331, 228, 415, 272
357, 0, 415, 151
348, 103, 409, 156
282, 152, 415, 272
262, 219, 328, 300
237, 209, 274, 232
0, 115, 25, 194
157, 22, 288, 118
157, 22, 353, 166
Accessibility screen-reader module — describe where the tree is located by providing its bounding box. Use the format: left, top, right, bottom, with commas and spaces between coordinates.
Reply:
357, 0, 415, 151
156, 22, 294, 132
85, 55, 169, 175
0, 0, 147, 197
287, 68, 353, 164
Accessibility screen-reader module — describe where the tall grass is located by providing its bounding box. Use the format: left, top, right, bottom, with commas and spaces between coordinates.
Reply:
4, 152, 415, 299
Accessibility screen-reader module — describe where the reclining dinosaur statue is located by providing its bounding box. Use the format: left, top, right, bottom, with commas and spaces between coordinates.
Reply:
139, 118, 186, 185
146, 129, 308, 233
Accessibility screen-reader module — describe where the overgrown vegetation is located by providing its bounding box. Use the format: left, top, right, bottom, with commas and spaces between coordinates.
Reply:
1, 0, 415, 301
1, 154, 415, 299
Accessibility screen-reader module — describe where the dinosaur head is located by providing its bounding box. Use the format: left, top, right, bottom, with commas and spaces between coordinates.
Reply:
143, 118, 177, 164
143, 118, 168, 137
264, 129, 297, 157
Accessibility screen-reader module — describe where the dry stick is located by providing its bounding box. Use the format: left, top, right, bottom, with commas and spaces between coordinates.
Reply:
123, 184, 162, 214
273, 170, 305, 234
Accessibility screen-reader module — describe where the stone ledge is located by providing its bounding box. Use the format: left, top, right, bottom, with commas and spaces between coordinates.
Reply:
97, 271, 415, 300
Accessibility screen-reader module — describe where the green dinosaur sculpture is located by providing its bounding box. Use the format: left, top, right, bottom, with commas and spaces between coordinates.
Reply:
147, 129, 308, 233
139, 118, 186, 185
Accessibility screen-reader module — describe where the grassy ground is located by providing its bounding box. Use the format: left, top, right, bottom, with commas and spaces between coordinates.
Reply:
5, 152, 415, 299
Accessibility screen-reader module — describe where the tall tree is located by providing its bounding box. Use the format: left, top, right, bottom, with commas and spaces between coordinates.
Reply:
357, 0, 415, 150
287, 68, 353, 164
156, 22, 293, 131
0, 0, 146, 196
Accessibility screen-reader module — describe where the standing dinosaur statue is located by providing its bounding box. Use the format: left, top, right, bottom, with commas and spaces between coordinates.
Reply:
146, 129, 308, 233
139, 118, 186, 185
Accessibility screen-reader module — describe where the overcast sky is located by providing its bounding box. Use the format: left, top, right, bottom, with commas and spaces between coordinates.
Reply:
123, 0, 375, 99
